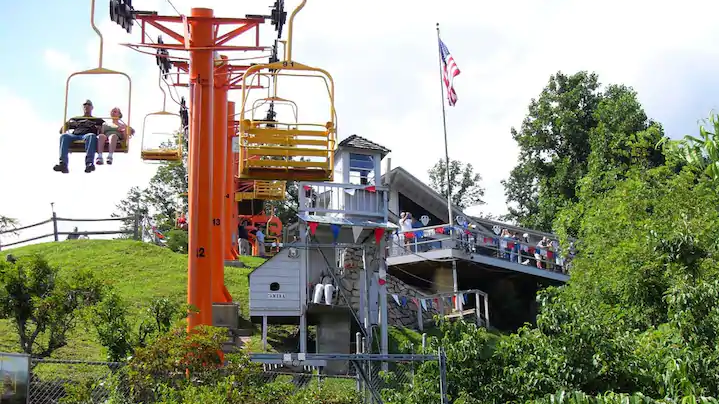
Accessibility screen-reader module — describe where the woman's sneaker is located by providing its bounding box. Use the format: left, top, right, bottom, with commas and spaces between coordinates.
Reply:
96, 156, 104, 165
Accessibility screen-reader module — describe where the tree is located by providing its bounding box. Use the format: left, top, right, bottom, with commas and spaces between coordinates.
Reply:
503, 71, 664, 232
115, 130, 188, 237
428, 158, 485, 210
113, 186, 149, 239
659, 111, 719, 180
0, 255, 103, 357
0, 215, 18, 235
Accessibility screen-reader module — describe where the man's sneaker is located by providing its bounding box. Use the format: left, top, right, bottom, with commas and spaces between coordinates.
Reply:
53, 163, 69, 174
85, 163, 95, 173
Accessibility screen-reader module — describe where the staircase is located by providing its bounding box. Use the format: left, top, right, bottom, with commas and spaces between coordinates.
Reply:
212, 302, 253, 353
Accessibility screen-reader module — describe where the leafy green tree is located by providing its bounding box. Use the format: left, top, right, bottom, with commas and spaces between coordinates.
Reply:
502, 71, 601, 230
503, 73, 664, 232
0, 255, 103, 357
91, 292, 185, 362
658, 112, 719, 180
0, 215, 18, 235
113, 186, 149, 239
428, 158, 485, 210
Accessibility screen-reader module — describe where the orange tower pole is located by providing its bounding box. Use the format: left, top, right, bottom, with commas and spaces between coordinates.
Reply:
211, 56, 231, 303
224, 101, 237, 260
187, 7, 215, 330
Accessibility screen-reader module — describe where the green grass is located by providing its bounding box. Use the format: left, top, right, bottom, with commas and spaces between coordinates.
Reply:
0, 240, 449, 363
0, 239, 265, 360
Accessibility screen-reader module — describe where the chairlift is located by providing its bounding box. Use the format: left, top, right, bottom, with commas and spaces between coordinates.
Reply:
65, 0, 132, 154
140, 73, 183, 162
237, 0, 336, 181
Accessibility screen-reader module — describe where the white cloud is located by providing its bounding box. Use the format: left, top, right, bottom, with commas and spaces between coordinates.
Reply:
3, 0, 719, 248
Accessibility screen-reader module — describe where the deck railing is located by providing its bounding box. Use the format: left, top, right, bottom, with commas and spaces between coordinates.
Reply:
388, 224, 574, 276
298, 182, 388, 219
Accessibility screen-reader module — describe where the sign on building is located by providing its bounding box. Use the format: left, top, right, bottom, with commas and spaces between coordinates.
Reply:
1, 352, 30, 404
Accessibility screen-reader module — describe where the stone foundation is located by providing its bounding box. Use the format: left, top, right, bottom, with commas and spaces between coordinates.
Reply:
339, 247, 438, 330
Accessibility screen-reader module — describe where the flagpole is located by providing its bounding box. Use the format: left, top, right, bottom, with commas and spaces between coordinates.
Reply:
436, 23, 454, 227
436, 23, 460, 312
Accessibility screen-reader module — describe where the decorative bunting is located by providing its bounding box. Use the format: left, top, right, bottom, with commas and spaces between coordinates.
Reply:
364, 185, 376, 193
374, 228, 385, 244
303, 185, 311, 191
400, 296, 407, 306
436, 227, 444, 234
308, 221, 319, 235
330, 224, 341, 241
420, 299, 427, 311
378, 268, 387, 286
352, 226, 363, 242
392, 294, 400, 305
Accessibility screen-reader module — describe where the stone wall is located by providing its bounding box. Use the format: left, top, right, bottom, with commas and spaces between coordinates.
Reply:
339, 247, 438, 330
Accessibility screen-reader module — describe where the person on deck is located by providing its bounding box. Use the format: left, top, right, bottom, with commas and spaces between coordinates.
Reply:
54, 100, 104, 174
97, 107, 134, 165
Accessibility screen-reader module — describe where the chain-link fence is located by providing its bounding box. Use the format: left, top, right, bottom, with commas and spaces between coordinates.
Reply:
29, 358, 123, 404
25, 353, 445, 404
250, 352, 449, 404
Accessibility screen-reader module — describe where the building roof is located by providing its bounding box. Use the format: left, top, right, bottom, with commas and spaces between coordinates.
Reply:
337, 135, 391, 157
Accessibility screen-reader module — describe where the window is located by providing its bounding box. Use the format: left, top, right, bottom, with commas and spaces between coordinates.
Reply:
349, 153, 375, 185
270, 282, 280, 291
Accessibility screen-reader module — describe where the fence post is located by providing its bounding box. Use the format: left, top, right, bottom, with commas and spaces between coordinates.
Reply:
356, 332, 363, 394
422, 333, 427, 352
133, 214, 140, 240
475, 292, 482, 327
439, 347, 449, 404
52, 212, 59, 242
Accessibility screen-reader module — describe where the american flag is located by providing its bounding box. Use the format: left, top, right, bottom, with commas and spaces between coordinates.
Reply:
439, 38, 461, 106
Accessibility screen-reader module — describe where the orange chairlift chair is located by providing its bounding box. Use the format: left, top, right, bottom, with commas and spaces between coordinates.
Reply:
64, 0, 132, 154
242, 210, 283, 257
237, 0, 337, 182
140, 73, 183, 162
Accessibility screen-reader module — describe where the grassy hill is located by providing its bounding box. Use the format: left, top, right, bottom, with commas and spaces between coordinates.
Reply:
0, 239, 264, 360
0, 239, 426, 361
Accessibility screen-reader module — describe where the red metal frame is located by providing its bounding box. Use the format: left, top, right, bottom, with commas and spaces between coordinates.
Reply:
163, 62, 265, 90
132, 14, 267, 52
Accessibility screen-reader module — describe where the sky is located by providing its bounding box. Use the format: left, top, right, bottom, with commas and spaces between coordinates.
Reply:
1, 0, 719, 248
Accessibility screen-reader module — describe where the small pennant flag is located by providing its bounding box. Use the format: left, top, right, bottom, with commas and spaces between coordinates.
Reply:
374, 228, 385, 244
378, 268, 386, 286
352, 226, 363, 242
378, 278, 386, 286
308, 222, 319, 235
330, 224, 341, 241
392, 294, 400, 305
303, 185, 311, 191
412, 297, 419, 309
400, 296, 407, 307
364, 185, 376, 193
421, 299, 427, 311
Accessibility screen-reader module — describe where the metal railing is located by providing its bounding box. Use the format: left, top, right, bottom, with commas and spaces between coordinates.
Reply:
389, 224, 573, 275
0, 212, 139, 250
299, 181, 388, 219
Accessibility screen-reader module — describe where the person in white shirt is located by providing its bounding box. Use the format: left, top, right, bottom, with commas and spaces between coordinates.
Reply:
399, 212, 414, 251
256, 226, 265, 257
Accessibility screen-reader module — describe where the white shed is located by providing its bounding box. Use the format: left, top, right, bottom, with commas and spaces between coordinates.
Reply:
248, 245, 303, 319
